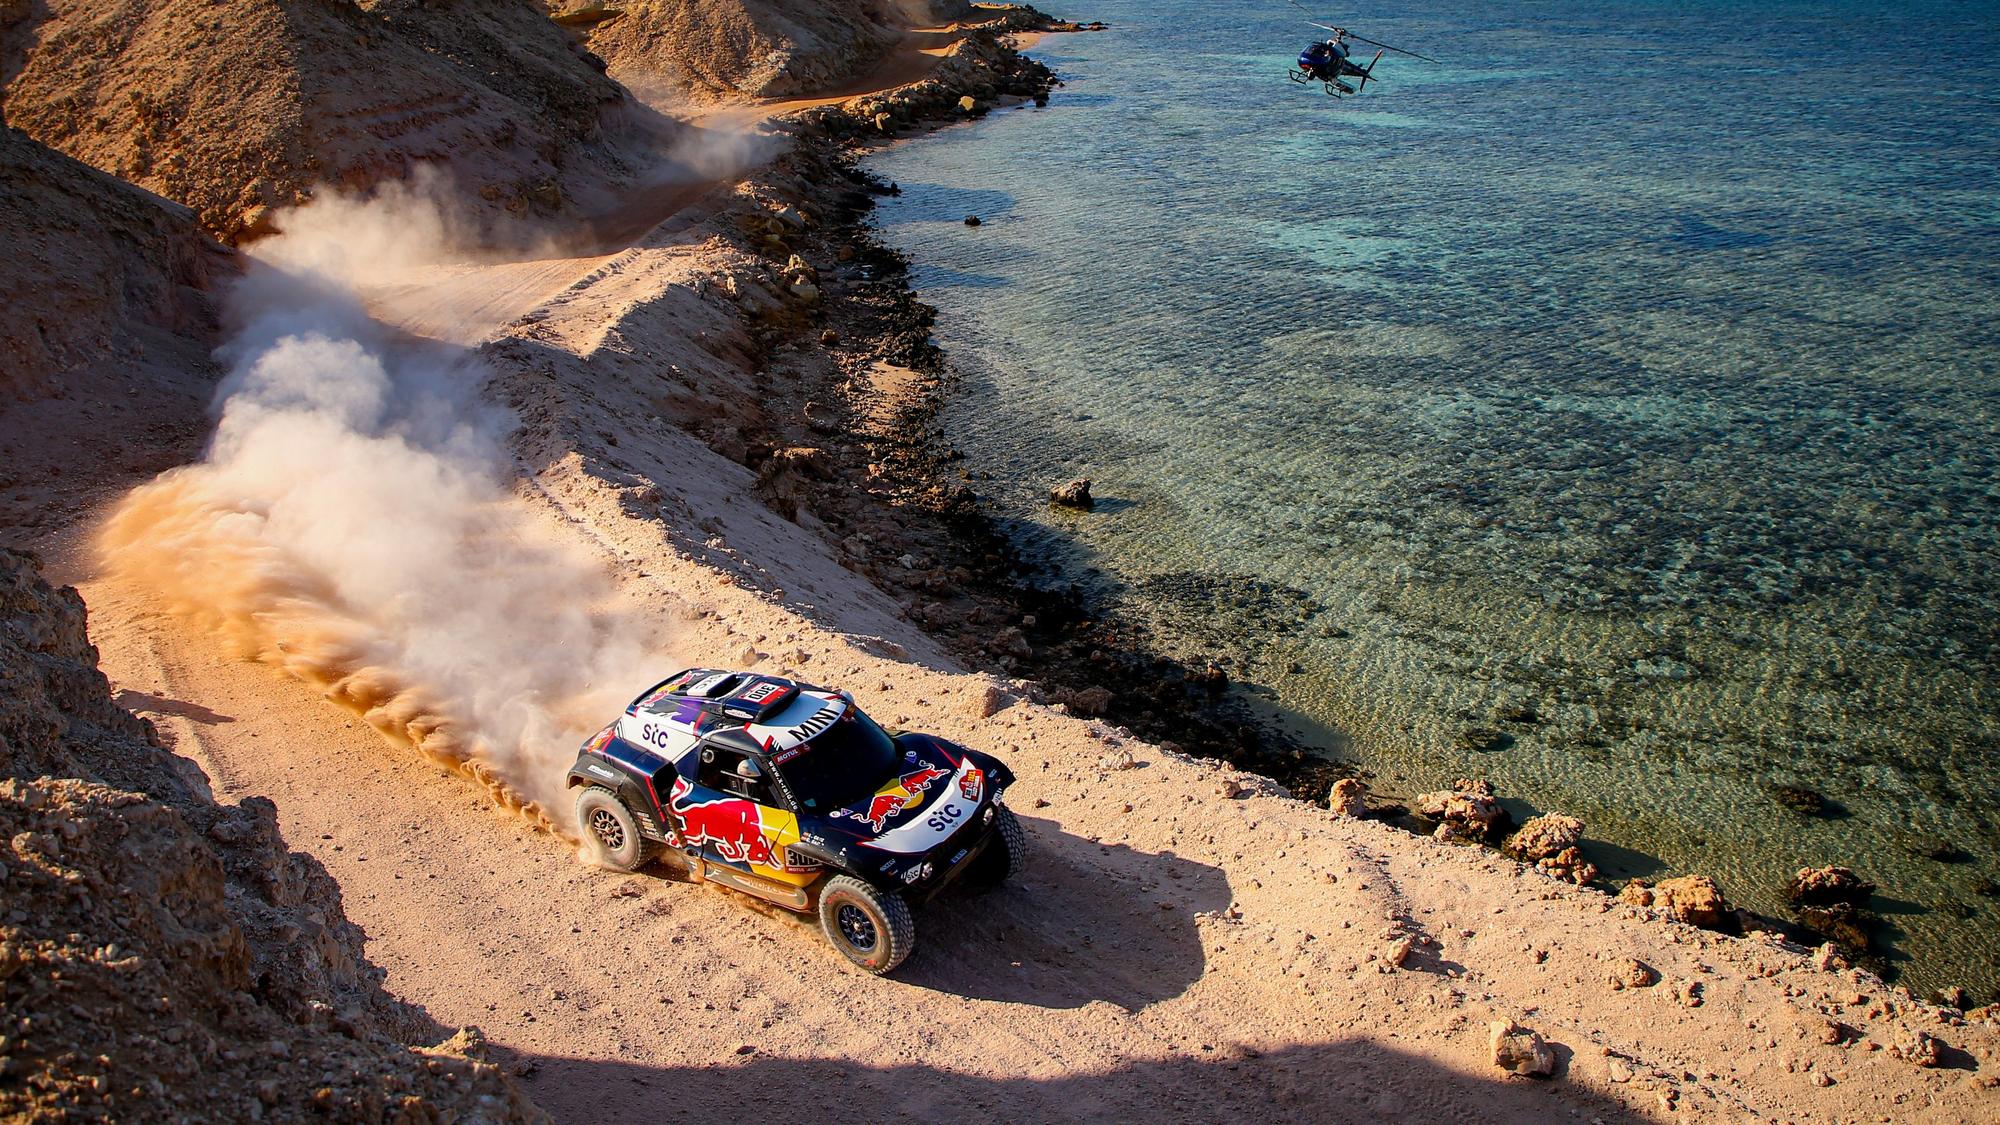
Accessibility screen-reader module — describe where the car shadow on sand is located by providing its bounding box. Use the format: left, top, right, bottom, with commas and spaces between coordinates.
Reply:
500, 1040, 1649, 1125
891, 814, 1232, 1011
642, 813, 1228, 1013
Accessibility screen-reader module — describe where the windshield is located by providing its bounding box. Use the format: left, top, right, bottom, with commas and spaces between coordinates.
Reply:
775, 706, 901, 812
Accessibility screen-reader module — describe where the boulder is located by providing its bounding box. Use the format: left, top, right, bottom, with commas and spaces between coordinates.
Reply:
1894, 1029, 1943, 1069
1797, 901, 1873, 951
1619, 875, 1730, 929
1785, 865, 1875, 907
1054, 685, 1114, 717
1932, 985, 1971, 1010
1489, 1021, 1556, 1078
1607, 958, 1658, 990
1504, 814, 1596, 884
1504, 813, 1582, 859
1416, 778, 1506, 843
1327, 778, 1367, 818
1049, 478, 1094, 509
965, 682, 1014, 720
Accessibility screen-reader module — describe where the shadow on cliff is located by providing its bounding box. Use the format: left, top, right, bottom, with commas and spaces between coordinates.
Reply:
502, 1039, 1644, 1124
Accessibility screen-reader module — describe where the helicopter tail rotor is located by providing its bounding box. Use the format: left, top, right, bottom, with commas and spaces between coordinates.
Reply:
1357, 48, 1384, 92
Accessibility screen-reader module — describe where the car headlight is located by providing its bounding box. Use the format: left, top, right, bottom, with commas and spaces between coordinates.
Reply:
900, 861, 933, 885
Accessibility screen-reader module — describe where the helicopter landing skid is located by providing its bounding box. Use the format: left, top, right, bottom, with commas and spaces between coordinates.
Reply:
1287, 67, 1353, 97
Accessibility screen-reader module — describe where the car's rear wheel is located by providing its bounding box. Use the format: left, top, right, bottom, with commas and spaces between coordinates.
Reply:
575, 786, 659, 871
818, 875, 914, 974
966, 804, 1027, 888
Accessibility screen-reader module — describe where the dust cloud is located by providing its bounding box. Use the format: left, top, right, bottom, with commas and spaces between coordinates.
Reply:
101, 182, 666, 830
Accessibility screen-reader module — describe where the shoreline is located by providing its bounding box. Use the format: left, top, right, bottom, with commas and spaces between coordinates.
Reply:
746, 32, 1971, 995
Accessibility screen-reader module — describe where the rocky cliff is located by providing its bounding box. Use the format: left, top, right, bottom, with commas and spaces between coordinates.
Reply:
571, 0, 941, 102
0, 126, 229, 540
0, 0, 629, 241
0, 548, 546, 1122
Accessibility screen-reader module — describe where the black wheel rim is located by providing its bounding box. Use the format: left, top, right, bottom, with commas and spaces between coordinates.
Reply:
589, 807, 626, 852
836, 902, 878, 952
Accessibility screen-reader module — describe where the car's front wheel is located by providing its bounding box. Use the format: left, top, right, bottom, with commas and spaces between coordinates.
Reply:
817, 875, 914, 974
575, 786, 660, 871
966, 804, 1027, 888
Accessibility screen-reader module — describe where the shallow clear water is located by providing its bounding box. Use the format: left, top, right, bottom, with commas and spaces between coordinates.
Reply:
868, 0, 2000, 995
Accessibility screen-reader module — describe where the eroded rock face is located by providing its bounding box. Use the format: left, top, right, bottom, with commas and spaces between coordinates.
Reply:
1619, 874, 1730, 930
0, 549, 546, 1122
1417, 778, 1507, 843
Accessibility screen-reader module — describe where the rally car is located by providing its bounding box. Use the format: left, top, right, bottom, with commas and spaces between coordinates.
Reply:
566, 669, 1024, 973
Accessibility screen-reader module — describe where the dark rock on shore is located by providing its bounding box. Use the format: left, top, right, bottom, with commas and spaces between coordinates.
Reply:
964, 215, 982, 226
1798, 902, 1875, 952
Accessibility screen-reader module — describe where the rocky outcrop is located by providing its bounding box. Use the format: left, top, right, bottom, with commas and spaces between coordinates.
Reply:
1619, 874, 1730, 930
578, 0, 904, 101
0, 549, 545, 1122
798, 27, 1056, 140
1607, 958, 1659, 990
0, 128, 228, 540
1416, 778, 1508, 843
1502, 813, 1598, 885
0, 127, 223, 403
1327, 777, 1367, 818
1049, 478, 1094, 509
1783, 865, 1879, 954
1, 0, 628, 241
1785, 864, 1875, 907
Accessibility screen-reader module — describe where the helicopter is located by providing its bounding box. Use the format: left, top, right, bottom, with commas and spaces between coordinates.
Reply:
1284, 2, 1435, 98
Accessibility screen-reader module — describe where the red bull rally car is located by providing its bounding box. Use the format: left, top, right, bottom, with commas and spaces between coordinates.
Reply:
566, 669, 1024, 974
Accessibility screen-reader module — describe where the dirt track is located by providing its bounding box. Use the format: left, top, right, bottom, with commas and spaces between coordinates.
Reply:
40, 503, 1997, 1123
54, 559, 1626, 1124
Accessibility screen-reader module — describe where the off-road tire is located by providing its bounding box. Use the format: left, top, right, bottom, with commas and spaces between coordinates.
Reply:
966, 804, 1027, 888
818, 875, 915, 974
576, 786, 660, 872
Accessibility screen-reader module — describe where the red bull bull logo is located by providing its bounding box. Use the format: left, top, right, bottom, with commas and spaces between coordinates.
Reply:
669, 776, 774, 865
859, 765, 950, 832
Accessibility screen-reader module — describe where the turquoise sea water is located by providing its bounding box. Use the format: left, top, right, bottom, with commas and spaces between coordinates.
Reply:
867, 1, 2000, 995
